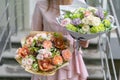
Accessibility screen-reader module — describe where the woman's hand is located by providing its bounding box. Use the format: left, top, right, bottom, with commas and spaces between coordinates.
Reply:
79, 40, 89, 48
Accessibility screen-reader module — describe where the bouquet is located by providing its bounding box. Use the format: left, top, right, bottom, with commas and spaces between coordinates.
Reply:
15, 31, 72, 76
57, 6, 115, 40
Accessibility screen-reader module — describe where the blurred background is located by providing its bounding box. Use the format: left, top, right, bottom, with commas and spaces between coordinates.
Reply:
0, 0, 120, 80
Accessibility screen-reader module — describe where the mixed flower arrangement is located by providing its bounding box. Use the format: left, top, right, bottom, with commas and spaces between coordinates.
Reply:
15, 31, 71, 75
59, 7, 114, 34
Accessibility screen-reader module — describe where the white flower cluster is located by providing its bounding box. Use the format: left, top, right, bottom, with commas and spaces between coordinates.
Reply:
22, 57, 34, 70
36, 49, 52, 60
25, 33, 53, 46
33, 33, 52, 40
82, 15, 101, 26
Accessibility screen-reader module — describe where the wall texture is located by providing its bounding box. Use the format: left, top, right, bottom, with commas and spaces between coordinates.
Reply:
0, 0, 29, 31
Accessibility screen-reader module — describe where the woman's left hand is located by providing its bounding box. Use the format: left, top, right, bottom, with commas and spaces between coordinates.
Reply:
79, 40, 89, 48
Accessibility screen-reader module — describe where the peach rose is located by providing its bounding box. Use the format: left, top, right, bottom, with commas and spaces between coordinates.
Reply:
53, 37, 69, 50
17, 46, 29, 58
62, 49, 72, 61
38, 58, 54, 71
52, 55, 63, 65
42, 40, 52, 49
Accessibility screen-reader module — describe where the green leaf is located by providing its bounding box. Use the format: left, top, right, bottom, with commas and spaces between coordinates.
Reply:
66, 24, 78, 32
104, 11, 108, 17
103, 19, 111, 28
32, 62, 39, 71
50, 48, 60, 57
31, 39, 36, 47
28, 55, 36, 61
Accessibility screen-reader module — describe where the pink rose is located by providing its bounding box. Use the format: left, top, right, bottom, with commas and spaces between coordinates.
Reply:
84, 11, 92, 17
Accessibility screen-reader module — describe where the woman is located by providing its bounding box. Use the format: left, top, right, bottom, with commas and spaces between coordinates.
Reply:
31, 0, 89, 80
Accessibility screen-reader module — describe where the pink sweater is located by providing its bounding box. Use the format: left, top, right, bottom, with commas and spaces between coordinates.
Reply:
31, 0, 88, 80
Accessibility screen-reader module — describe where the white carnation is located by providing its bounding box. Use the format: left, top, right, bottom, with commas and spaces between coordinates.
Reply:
22, 59, 28, 69
22, 58, 27, 65
26, 58, 34, 65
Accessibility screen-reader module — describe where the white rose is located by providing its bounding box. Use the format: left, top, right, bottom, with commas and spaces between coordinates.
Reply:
82, 24, 90, 32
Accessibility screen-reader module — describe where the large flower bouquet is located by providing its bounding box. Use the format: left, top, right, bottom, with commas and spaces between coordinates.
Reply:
15, 31, 71, 76
57, 6, 115, 40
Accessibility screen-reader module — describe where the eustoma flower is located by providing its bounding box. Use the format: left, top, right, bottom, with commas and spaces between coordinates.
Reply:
95, 7, 104, 19
60, 18, 71, 27
72, 18, 81, 25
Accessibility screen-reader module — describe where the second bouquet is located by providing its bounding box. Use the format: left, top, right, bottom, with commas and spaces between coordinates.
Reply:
57, 6, 115, 40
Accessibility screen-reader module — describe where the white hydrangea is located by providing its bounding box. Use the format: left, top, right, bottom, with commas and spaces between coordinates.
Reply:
92, 16, 101, 26
82, 15, 101, 26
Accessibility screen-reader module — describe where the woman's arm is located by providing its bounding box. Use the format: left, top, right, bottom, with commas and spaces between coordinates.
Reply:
31, 2, 43, 31
77, 0, 88, 48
